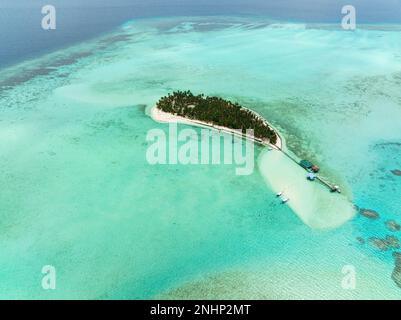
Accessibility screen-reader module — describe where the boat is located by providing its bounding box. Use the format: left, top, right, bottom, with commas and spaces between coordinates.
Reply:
276, 191, 283, 197
330, 185, 341, 193
306, 172, 316, 181
281, 197, 289, 204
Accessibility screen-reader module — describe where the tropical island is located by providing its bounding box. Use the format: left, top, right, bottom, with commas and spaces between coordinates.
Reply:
154, 90, 278, 146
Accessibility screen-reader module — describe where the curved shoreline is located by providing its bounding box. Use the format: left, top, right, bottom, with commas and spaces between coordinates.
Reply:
149, 105, 283, 150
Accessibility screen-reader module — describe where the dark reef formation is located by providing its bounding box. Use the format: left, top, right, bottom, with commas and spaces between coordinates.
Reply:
385, 220, 401, 232
359, 208, 380, 220
369, 235, 400, 251
391, 169, 401, 176
356, 237, 365, 245
386, 235, 401, 250
369, 237, 389, 251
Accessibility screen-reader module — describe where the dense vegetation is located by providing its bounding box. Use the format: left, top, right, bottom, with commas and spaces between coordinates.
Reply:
156, 90, 277, 144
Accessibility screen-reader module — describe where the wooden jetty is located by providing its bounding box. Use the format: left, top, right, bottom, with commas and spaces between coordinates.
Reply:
277, 149, 341, 193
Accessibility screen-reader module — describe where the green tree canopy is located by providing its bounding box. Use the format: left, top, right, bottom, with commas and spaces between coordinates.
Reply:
156, 90, 277, 144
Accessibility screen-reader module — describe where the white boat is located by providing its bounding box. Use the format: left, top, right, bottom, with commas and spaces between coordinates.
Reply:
281, 197, 289, 204
276, 191, 283, 197
330, 185, 341, 193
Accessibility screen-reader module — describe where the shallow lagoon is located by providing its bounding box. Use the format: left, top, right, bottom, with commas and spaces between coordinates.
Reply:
1, 16, 401, 299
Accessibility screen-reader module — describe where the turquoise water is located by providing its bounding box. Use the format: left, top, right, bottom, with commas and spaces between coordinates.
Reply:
1, 16, 401, 299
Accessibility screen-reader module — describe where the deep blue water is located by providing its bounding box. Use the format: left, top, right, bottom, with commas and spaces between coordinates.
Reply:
1, 0, 401, 68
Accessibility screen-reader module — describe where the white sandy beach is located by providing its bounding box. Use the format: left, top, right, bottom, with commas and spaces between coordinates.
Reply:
149, 105, 283, 149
